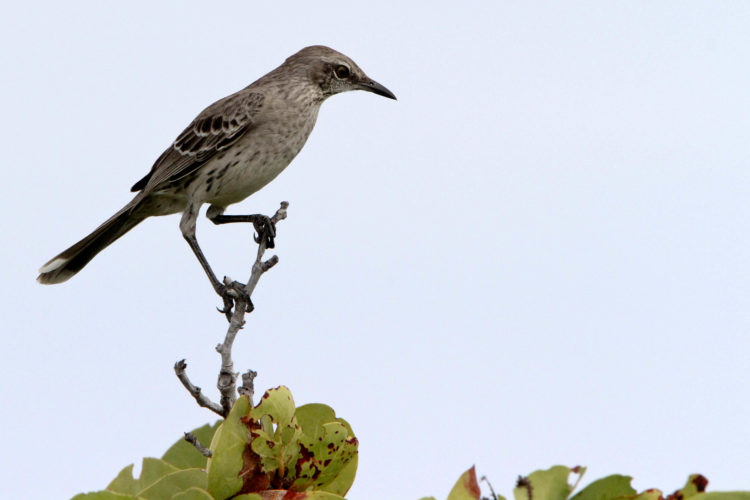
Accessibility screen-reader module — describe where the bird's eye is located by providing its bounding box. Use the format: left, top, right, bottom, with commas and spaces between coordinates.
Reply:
334, 65, 350, 79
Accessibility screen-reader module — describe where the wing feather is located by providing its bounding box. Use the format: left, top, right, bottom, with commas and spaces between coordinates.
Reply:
131, 91, 264, 193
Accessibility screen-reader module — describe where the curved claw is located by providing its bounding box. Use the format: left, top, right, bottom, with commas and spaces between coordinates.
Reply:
251, 215, 276, 249
216, 281, 254, 321
217, 296, 234, 321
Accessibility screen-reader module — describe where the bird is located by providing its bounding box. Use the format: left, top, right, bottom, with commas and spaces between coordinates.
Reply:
37, 45, 396, 307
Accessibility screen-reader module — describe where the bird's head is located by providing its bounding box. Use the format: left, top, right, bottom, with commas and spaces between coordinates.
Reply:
284, 45, 397, 101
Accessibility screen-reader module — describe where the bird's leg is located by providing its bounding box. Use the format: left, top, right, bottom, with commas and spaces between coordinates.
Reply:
180, 204, 252, 319
206, 205, 276, 249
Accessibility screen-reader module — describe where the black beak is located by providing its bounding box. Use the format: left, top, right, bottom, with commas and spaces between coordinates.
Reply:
358, 79, 397, 100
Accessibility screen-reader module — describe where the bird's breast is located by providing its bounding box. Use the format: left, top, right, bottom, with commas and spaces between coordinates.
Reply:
197, 101, 321, 207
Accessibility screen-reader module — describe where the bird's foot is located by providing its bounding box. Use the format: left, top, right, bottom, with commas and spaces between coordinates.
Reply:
216, 279, 254, 321
251, 215, 276, 249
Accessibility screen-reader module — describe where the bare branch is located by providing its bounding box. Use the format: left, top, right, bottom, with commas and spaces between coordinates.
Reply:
174, 359, 224, 417
184, 432, 212, 458
215, 300, 245, 416
215, 201, 289, 416
177, 202, 288, 417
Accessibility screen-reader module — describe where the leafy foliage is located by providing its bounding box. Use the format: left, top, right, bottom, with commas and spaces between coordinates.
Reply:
73, 387, 357, 500
422, 466, 750, 500
71, 390, 750, 500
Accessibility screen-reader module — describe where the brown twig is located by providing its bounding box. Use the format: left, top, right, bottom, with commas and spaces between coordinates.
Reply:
184, 432, 212, 458
481, 475, 499, 500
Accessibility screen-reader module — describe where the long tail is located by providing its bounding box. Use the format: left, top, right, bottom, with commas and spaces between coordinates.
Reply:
37, 202, 146, 284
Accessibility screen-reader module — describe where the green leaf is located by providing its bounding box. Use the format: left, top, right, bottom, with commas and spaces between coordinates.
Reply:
292, 422, 358, 493
693, 494, 750, 500
295, 404, 355, 440
670, 475, 708, 500
297, 492, 349, 499
315, 455, 358, 496
137, 469, 208, 500
292, 403, 358, 495
295, 404, 337, 436
514, 466, 580, 500
162, 422, 221, 470
249, 423, 301, 478
445, 466, 481, 500
106, 465, 140, 496
170, 486, 214, 500
571, 475, 635, 500
107, 459, 180, 495
138, 459, 182, 492
630, 490, 663, 500
249, 386, 296, 430
248, 387, 303, 478
232, 494, 264, 500
207, 395, 251, 500
72, 492, 139, 500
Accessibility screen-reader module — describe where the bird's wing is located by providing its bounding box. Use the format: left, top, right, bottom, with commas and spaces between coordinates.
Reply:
131, 90, 265, 194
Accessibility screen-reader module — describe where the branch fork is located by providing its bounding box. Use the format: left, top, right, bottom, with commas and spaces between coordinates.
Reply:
174, 201, 289, 448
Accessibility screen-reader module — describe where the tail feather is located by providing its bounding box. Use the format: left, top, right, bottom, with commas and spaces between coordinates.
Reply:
37, 204, 145, 284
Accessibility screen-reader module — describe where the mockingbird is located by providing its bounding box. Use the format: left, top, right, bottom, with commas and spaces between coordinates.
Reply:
37, 45, 396, 306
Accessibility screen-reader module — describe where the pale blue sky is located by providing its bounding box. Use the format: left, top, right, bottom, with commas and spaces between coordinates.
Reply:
2, 2, 749, 499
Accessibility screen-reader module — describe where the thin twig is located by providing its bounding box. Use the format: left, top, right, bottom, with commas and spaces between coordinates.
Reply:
215, 201, 289, 416
174, 359, 224, 417
184, 432, 212, 458
238, 369, 258, 402
481, 475, 499, 500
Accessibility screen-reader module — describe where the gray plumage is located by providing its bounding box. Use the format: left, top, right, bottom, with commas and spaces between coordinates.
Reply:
38, 45, 396, 286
